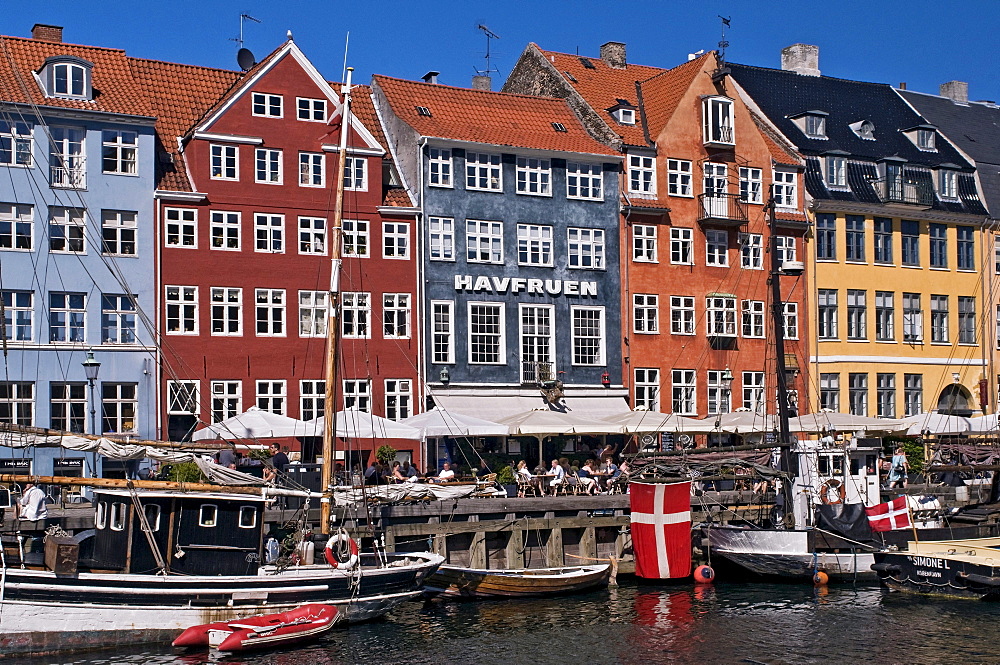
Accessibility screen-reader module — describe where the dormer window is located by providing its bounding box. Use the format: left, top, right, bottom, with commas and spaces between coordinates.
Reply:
850, 120, 876, 140
939, 169, 958, 199
825, 155, 847, 188
39, 56, 93, 100
615, 108, 635, 125
703, 96, 735, 147
805, 114, 826, 138
917, 129, 935, 151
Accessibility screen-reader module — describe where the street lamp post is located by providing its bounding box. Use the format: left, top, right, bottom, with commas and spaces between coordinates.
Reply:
82, 349, 101, 478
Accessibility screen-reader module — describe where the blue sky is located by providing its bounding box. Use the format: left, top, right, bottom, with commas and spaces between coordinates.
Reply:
4, 1, 998, 100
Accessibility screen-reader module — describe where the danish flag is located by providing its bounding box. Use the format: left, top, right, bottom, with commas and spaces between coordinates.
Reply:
629, 480, 692, 579
865, 496, 911, 532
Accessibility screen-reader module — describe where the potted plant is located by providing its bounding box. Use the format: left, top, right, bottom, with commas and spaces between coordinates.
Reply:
374, 444, 398, 465
495, 465, 518, 498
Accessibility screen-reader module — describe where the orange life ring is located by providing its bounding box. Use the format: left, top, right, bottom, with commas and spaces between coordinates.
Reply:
324, 533, 359, 569
820, 479, 846, 505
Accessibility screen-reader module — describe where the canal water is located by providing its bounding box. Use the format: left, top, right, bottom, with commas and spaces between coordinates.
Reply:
15, 582, 1000, 665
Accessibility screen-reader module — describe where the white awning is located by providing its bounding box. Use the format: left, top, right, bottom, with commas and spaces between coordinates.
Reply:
432, 392, 630, 424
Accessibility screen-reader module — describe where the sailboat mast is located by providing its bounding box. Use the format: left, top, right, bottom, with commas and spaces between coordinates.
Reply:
321, 67, 354, 530
768, 189, 795, 518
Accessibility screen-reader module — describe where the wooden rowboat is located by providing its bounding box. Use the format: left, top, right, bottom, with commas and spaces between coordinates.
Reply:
423, 564, 611, 599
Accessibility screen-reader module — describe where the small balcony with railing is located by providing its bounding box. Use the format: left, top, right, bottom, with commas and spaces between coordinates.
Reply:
50, 163, 86, 189
697, 192, 748, 227
871, 174, 935, 207
521, 360, 555, 385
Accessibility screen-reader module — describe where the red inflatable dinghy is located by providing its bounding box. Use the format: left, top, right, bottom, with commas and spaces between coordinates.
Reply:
172, 603, 339, 652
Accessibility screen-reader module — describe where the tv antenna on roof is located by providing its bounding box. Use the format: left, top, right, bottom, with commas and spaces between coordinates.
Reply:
231, 13, 261, 71
475, 24, 501, 77
230, 12, 262, 50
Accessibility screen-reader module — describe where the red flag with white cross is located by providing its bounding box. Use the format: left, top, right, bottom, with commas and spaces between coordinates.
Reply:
629, 480, 692, 579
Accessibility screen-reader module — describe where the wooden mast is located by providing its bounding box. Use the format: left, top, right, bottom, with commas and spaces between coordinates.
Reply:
321, 67, 354, 530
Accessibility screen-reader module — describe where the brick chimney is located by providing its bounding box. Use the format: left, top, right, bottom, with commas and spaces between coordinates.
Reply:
600, 41, 626, 69
31, 24, 63, 42
471, 75, 491, 91
940, 80, 969, 104
780, 44, 820, 76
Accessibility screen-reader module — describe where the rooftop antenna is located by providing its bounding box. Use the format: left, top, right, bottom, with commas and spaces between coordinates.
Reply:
230, 13, 261, 50
713, 15, 732, 82
475, 24, 501, 77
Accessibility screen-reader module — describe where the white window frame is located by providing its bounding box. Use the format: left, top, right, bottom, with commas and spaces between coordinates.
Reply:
383, 293, 411, 339
252, 92, 283, 118
805, 114, 826, 138
101, 130, 137, 175
100, 294, 136, 344
238, 506, 257, 529
296, 97, 326, 122
210, 287, 242, 336
385, 379, 412, 421
615, 108, 636, 125
670, 227, 693, 264
742, 372, 765, 411
164, 207, 196, 249
740, 233, 763, 269
49, 126, 85, 189
300, 380, 326, 421
465, 152, 502, 192
254, 213, 284, 253
210, 380, 242, 422
0, 203, 33, 250
344, 156, 368, 191
628, 154, 656, 196
566, 162, 603, 201
634, 368, 660, 411
739, 166, 763, 203
198, 504, 218, 528
428, 147, 453, 188
466, 220, 503, 264
210, 211, 240, 251
298, 152, 324, 188
939, 170, 958, 199
568, 227, 605, 269
431, 300, 455, 364
703, 96, 735, 145
255, 148, 282, 184
343, 379, 371, 412
428, 217, 454, 261
166, 380, 199, 416
705, 229, 729, 267
165, 285, 198, 335
516, 156, 552, 196
256, 380, 286, 415
632, 224, 657, 263
110, 502, 126, 531
742, 300, 765, 338
0, 381, 34, 425
706, 296, 737, 337
0, 120, 32, 168
519, 304, 555, 371
671, 369, 697, 415
101, 210, 137, 256
49, 206, 86, 253
783, 302, 799, 340
48, 292, 86, 344
517, 224, 553, 267
667, 159, 692, 197
254, 288, 286, 337
382, 222, 410, 259
101, 382, 137, 433
633, 294, 659, 334
468, 302, 506, 365
571, 306, 605, 366
298, 216, 326, 255
825, 156, 847, 188
210, 144, 238, 180
776, 236, 797, 263
342, 219, 369, 258
298, 290, 328, 338
707, 370, 731, 416
342, 292, 371, 339
670, 296, 695, 335
773, 170, 797, 209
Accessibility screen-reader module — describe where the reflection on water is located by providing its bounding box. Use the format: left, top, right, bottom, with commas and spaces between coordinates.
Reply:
14, 582, 1000, 665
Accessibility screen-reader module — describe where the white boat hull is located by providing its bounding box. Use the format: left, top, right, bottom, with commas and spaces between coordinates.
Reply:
706, 527, 876, 580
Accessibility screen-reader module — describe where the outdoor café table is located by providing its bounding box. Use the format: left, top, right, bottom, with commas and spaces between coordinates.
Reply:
589, 472, 611, 491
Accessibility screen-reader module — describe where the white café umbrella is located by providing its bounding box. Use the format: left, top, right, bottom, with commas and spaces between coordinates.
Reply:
498, 409, 625, 436
399, 407, 508, 438
967, 414, 1000, 434
899, 412, 973, 436
306, 407, 422, 440
603, 409, 703, 434
789, 410, 906, 434
192, 406, 310, 441
708, 410, 779, 434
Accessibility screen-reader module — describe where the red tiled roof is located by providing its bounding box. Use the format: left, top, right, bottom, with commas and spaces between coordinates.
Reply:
349, 84, 387, 152
382, 188, 415, 208
128, 57, 240, 191
0, 35, 154, 117
758, 120, 802, 167
638, 53, 715, 139
373, 75, 617, 156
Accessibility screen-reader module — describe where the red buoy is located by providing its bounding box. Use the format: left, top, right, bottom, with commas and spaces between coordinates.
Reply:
693, 564, 715, 584
813, 571, 829, 586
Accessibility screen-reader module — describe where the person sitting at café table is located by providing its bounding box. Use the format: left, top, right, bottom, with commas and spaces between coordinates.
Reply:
577, 459, 599, 495
546, 459, 565, 494
516, 460, 533, 480
431, 462, 456, 483
391, 461, 407, 483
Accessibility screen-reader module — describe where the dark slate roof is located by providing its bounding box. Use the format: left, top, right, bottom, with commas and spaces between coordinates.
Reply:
728, 63, 974, 168
898, 90, 1000, 218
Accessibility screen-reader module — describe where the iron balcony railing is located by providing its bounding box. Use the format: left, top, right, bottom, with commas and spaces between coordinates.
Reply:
697, 192, 749, 226
51, 165, 86, 189
870, 176, 935, 206
521, 360, 554, 385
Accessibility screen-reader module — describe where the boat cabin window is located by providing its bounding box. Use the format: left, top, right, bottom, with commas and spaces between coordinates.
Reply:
850, 458, 860, 476
818, 456, 829, 475
143, 504, 161, 531
95, 501, 107, 529
818, 455, 844, 476
238, 505, 257, 529
110, 502, 126, 531
866, 455, 877, 475
199, 504, 218, 527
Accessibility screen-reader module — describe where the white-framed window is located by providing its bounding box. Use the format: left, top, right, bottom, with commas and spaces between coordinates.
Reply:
848, 289, 867, 341
628, 154, 656, 195
703, 96, 735, 145
210, 211, 240, 250
566, 162, 603, 200
298, 217, 326, 255
0, 381, 33, 425
383, 293, 411, 339
385, 379, 412, 421
903, 293, 922, 343
739, 167, 763, 203
670, 227, 693, 264
252, 92, 283, 117
238, 506, 256, 529
742, 300, 765, 338
783, 302, 799, 340
571, 306, 605, 366
164, 208, 196, 249
633, 224, 657, 262
819, 373, 840, 411
165, 286, 198, 335
773, 171, 797, 208
568, 228, 605, 269
517, 224, 553, 266
256, 380, 286, 415
939, 170, 958, 199
254, 213, 284, 252
101, 210, 137, 256
776, 236, 797, 263
515, 156, 551, 196
296, 97, 326, 121
50, 382, 87, 432
343, 156, 368, 191
254, 289, 285, 336
382, 222, 409, 259
468, 302, 505, 364
49, 207, 85, 253
300, 380, 325, 421
876, 373, 896, 417
875, 291, 895, 342
342, 219, 369, 257
706, 296, 737, 336
904, 374, 922, 416
49, 292, 86, 343
931, 294, 949, 343
818, 290, 838, 339
740, 233, 762, 269
298, 290, 328, 338
849, 373, 868, 416
428, 217, 454, 261
916, 128, 936, 151
101, 130, 137, 175
210, 287, 242, 336
633, 294, 658, 334
428, 147, 452, 187
634, 368, 660, 411
298, 152, 324, 187
343, 379, 371, 412
100, 294, 136, 344
705, 229, 728, 266
0, 120, 32, 167
255, 148, 283, 184
342, 292, 370, 339
0, 203, 33, 250
101, 382, 137, 433
1, 291, 33, 342
210, 380, 242, 422
467, 220, 503, 263
49, 126, 85, 188
166, 380, 199, 416
805, 114, 826, 138
671, 369, 696, 415
614, 108, 636, 125
210, 144, 238, 180
670, 296, 695, 335
198, 504, 218, 528
667, 159, 692, 197
466, 152, 502, 191
707, 370, 731, 415
110, 502, 126, 531
742, 372, 765, 411
826, 156, 847, 188
431, 300, 454, 364
519, 304, 555, 370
